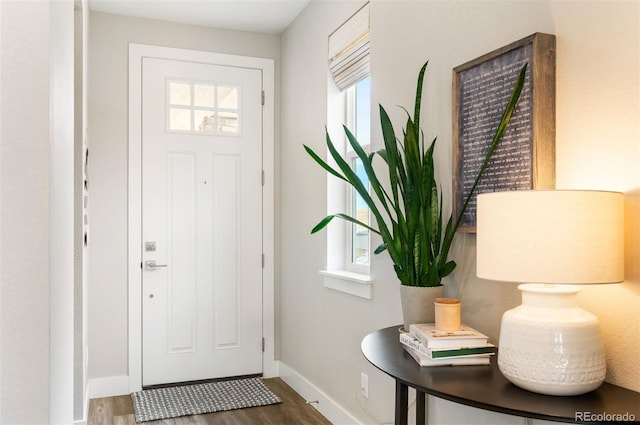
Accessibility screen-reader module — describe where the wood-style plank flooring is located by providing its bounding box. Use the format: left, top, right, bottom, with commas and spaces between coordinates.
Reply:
88, 378, 332, 425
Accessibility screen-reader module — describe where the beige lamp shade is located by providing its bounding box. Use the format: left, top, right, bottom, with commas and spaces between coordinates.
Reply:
476, 190, 624, 284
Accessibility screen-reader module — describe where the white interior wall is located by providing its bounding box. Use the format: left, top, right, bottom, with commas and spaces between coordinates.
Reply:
87, 11, 281, 387
0, 2, 52, 423
280, 1, 639, 423
1, 0, 78, 423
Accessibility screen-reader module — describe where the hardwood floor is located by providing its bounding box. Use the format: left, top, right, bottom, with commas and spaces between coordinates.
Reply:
88, 378, 332, 425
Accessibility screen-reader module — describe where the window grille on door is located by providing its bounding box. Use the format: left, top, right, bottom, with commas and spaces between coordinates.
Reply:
167, 80, 241, 136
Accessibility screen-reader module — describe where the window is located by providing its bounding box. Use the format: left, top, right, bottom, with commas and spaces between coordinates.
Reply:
167, 80, 240, 135
345, 77, 371, 273
321, 3, 373, 298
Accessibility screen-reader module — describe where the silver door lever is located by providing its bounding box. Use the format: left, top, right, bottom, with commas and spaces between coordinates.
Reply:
145, 260, 168, 270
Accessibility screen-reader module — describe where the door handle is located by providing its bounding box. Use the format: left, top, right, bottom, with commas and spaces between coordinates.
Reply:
145, 260, 168, 270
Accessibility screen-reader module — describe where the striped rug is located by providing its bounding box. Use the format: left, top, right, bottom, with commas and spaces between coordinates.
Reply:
131, 377, 281, 422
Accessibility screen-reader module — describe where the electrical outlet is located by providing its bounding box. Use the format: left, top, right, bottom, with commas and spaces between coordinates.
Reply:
360, 372, 369, 398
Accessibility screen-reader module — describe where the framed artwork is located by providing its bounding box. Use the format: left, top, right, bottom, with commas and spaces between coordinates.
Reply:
452, 33, 556, 232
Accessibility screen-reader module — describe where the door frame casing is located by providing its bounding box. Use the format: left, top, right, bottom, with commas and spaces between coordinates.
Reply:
128, 43, 276, 392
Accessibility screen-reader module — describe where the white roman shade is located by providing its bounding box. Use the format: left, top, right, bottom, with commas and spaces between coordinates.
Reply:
328, 3, 370, 91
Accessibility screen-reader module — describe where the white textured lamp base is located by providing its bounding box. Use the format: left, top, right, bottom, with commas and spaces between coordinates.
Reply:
498, 284, 606, 396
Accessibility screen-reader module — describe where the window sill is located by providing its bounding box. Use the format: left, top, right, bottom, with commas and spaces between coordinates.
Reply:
320, 270, 373, 300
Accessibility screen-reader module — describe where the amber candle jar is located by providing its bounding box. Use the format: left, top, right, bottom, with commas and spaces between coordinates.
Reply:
434, 298, 461, 331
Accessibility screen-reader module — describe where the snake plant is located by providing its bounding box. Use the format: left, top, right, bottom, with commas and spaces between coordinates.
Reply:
305, 61, 527, 287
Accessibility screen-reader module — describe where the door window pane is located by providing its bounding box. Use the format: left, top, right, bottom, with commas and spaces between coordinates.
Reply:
169, 108, 191, 131
194, 110, 216, 132
169, 82, 191, 106
167, 80, 240, 136
218, 112, 238, 134
218, 86, 239, 109
194, 84, 215, 108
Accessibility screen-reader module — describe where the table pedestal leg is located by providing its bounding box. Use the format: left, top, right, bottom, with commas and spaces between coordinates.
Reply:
416, 390, 426, 424
395, 380, 408, 425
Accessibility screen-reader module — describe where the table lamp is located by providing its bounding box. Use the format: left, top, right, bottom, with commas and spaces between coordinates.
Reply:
476, 190, 624, 396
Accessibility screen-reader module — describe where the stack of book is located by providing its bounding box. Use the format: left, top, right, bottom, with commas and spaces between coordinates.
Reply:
400, 323, 495, 367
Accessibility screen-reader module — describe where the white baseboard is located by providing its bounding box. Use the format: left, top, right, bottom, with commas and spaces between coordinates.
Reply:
88, 375, 130, 399
278, 361, 361, 425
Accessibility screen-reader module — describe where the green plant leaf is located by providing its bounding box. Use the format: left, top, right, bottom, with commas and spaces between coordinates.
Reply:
311, 213, 380, 235
439, 260, 457, 278
310, 215, 336, 234
331, 213, 380, 235
413, 62, 428, 138
439, 63, 528, 273
374, 243, 387, 254
303, 143, 346, 183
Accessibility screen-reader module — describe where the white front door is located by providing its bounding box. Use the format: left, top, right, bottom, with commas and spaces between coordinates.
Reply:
141, 57, 263, 386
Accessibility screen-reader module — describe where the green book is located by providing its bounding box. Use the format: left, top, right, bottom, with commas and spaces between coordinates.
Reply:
400, 332, 495, 359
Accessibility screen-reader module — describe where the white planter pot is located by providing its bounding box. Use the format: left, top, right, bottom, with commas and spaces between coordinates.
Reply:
399, 285, 445, 331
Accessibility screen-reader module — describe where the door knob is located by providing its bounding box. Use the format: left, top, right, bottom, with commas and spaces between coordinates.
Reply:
145, 260, 167, 270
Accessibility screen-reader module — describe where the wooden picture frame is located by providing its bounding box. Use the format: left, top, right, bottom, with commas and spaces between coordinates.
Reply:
452, 33, 556, 233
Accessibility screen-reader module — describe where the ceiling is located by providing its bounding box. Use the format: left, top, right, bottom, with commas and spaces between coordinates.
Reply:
88, 0, 311, 35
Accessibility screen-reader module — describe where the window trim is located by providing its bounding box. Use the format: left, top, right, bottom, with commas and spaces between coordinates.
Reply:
320, 270, 373, 299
